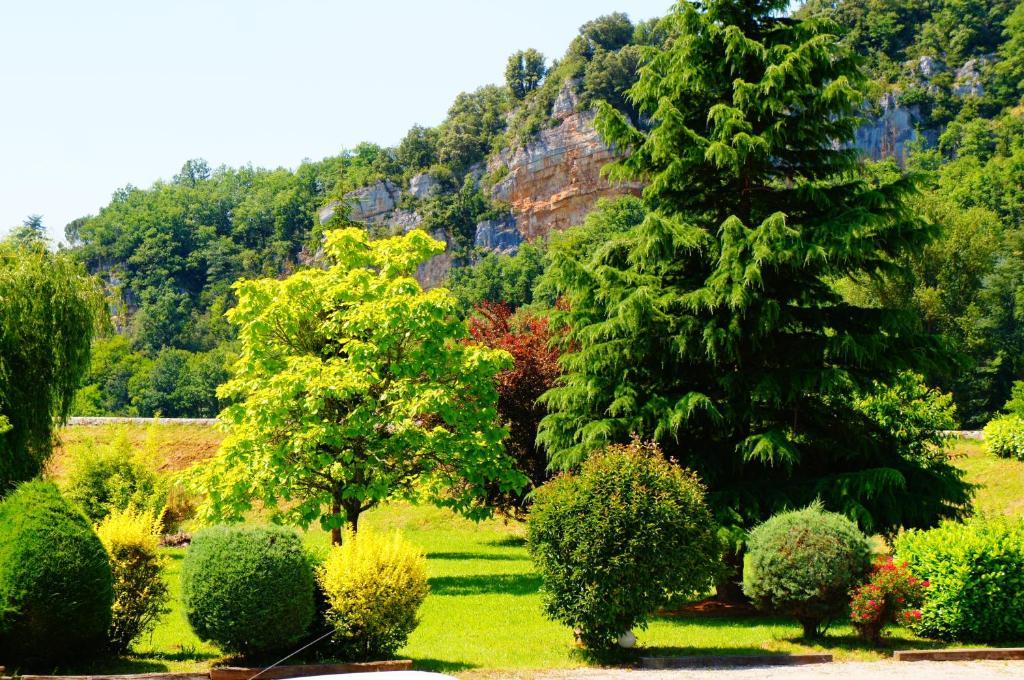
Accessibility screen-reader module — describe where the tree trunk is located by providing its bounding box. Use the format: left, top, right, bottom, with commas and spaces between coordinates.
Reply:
799, 617, 821, 639
344, 500, 361, 534
715, 548, 749, 604
331, 499, 343, 546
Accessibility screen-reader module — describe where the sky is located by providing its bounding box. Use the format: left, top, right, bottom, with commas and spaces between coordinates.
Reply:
0, 0, 674, 244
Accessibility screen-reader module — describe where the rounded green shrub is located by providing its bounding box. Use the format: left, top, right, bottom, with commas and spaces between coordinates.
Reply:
743, 503, 873, 637
0, 480, 113, 666
182, 525, 315, 656
982, 415, 1024, 461
317, 528, 429, 661
527, 440, 721, 650
894, 517, 1024, 642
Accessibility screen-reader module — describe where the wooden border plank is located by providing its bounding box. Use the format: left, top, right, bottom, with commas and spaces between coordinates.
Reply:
894, 648, 1024, 662
209, 660, 413, 680
641, 654, 832, 669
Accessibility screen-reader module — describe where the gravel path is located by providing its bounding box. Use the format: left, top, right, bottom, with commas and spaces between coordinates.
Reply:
512, 661, 1024, 680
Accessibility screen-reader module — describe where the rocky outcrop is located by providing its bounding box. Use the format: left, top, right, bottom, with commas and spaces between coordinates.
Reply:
408, 172, 440, 199
474, 213, 522, 255
488, 109, 643, 243
317, 179, 403, 225
854, 92, 924, 164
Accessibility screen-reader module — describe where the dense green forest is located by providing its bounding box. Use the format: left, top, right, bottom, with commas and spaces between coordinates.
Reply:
45, 0, 1024, 429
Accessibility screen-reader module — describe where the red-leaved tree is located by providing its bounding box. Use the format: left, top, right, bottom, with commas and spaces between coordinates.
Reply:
469, 302, 561, 518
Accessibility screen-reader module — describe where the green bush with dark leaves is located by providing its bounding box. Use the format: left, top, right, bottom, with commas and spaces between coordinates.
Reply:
0, 481, 113, 667
895, 517, 1024, 642
527, 440, 721, 650
743, 503, 873, 638
982, 415, 1024, 461
182, 525, 315, 657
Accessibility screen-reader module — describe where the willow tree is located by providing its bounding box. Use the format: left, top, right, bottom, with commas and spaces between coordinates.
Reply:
195, 228, 525, 544
539, 0, 970, 538
0, 237, 103, 494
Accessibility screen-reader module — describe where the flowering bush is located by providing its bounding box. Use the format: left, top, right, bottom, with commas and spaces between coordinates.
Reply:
849, 557, 928, 644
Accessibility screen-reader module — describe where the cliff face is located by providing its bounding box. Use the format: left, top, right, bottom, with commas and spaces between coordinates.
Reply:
486, 108, 643, 244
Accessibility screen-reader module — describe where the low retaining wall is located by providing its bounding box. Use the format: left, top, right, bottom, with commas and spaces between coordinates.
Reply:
66, 417, 218, 426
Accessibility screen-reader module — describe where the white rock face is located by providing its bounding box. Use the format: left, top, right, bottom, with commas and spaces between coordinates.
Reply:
552, 79, 581, 120
474, 213, 522, 255
408, 172, 439, 199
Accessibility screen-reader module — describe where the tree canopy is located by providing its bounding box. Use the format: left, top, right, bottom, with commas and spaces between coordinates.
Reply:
193, 228, 525, 543
537, 0, 971, 535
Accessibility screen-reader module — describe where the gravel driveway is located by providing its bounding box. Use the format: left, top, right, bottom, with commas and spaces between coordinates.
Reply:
512, 661, 1024, 680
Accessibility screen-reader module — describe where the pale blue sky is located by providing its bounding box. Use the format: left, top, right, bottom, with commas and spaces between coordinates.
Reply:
0, 0, 674, 243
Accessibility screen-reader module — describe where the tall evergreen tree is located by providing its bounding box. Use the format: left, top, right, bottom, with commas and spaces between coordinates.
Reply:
538, 0, 971, 536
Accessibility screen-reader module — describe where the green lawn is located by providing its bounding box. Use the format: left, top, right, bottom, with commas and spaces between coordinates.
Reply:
50, 434, 1024, 675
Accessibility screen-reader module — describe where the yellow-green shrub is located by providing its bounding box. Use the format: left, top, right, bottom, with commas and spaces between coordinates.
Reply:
96, 508, 170, 653
317, 529, 428, 660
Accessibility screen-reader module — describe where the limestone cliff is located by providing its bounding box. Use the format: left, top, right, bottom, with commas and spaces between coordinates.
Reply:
486, 108, 643, 244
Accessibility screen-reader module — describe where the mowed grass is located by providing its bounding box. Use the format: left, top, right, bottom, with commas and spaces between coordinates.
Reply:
48, 426, 1024, 673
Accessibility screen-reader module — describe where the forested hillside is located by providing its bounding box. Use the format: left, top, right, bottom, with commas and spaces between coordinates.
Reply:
60, 1, 1024, 427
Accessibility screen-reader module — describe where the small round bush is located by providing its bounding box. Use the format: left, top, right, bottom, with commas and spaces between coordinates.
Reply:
894, 517, 1024, 642
96, 508, 170, 653
527, 440, 721, 650
982, 415, 1024, 461
743, 503, 872, 638
317, 529, 428, 661
182, 525, 315, 656
0, 480, 113, 666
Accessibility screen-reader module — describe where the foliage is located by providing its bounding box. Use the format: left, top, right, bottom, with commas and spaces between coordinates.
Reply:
505, 49, 547, 100
849, 556, 927, 644
894, 516, 1024, 642
62, 428, 160, 522
194, 228, 525, 542
96, 507, 170, 653
743, 503, 873, 638
0, 481, 113, 666
317, 528, 429, 660
181, 525, 315, 656
468, 303, 561, 517
854, 373, 956, 464
445, 241, 547, 312
983, 415, 1024, 461
538, 0, 971, 536
0, 239, 103, 494
527, 440, 721, 650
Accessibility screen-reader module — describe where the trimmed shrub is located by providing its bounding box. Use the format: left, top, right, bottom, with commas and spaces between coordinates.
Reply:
0, 481, 113, 666
317, 529, 428, 661
96, 508, 170, 653
849, 556, 927, 644
63, 431, 160, 522
894, 517, 1024, 642
182, 525, 315, 656
527, 440, 722, 650
743, 503, 873, 638
982, 415, 1024, 460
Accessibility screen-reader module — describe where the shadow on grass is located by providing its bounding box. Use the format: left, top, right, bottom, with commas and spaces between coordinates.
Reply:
428, 573, 542, 596
645, 614, 954, 658
484, 536, 527, 548
411, 658, 477, 673
427, 551, 527, 561
19, 656, 173, 675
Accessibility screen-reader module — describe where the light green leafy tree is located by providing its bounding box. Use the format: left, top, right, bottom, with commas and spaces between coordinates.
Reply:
194, 228, 525, 544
